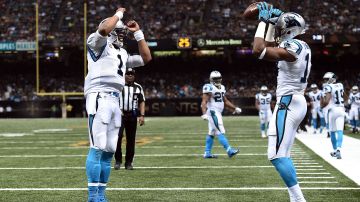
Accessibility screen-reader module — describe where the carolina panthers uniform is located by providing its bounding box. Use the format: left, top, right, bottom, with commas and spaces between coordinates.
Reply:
202, 83, 226, 135
308, 91, 323, 119
323, 83, 346, 132
268, 39, 311, 160
349, 92, 360, 124
256, 93, 272, 136
85, 30, 144, 152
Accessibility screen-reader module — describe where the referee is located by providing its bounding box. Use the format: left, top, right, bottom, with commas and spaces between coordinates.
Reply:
114, 68, 145, 170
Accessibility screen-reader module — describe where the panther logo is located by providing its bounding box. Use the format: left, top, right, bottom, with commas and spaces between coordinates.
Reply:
284, 16, 301, 28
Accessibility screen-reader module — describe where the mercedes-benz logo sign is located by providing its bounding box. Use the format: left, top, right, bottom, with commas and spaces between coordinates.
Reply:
197, 39, 205, 47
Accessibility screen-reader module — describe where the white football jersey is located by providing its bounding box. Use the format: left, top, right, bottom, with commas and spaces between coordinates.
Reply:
323, 83, 345, 107
308, 90, 322, 109
203, 83, 226, 113
276, 39, 311, 97
84, 30, 144, 96
349, 92, 360, 109
255, 93, 272, 111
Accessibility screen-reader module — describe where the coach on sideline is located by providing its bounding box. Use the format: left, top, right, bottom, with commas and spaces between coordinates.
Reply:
114, 67, 145, 170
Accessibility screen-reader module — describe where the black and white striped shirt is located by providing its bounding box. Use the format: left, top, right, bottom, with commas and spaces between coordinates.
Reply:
121, 82, 145, 112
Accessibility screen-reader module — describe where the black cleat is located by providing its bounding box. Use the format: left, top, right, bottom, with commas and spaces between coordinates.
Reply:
125, 163, 134, 170
114, 161, 121, 170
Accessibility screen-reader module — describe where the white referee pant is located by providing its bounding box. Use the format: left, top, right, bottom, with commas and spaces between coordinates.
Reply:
86, 92, 122, 153
268, 94, 307, 160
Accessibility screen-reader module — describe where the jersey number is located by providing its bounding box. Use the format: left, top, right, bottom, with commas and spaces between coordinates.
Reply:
335, 89, 344, 104
260, 98, 270, 105
117, 54, 124, 76
214, 92, 225, 102
300, 53, 310, 83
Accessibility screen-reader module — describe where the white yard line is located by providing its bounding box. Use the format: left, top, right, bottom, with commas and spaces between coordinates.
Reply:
0, 166, 275, 170
299, 181, 338, 184
297, 176, 335, 179
0, 187, 358, 191
297, 173, 331, 175
296, 133, 360, 186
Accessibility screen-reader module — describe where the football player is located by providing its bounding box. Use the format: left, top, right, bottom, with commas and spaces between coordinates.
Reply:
84, 8, 151, 202
348, 86, 360, 133
255, 85, 273, 138
252, 2, 310, 201
321, 72, 346, 159
308, 84, 325, 134
201, 71, 242, 158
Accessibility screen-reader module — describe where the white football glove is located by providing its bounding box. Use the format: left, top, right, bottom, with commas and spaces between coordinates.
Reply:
233, 107, 242, 114
201, 114, 208, 120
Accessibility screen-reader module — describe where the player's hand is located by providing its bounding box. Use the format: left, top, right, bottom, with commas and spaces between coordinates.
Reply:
271, 8, 283, 18
116, 7, 126, 14
139, 116, 145, 126
201, 114, 208, 121
233, 107, 242, 114
127, 20, 140, 32
257, 2, 272, 21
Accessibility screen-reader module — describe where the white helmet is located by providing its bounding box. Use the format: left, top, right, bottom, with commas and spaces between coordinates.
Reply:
209, 71, 222, 87
99, 19, 128, 47
310, 84, 318, 89
260, 85, 268, 95
352, 86, 359, 93
323, 72, 337, 84
275, 12, 306, 43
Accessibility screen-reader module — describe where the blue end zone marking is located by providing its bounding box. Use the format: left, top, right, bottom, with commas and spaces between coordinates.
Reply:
275, 95, 292, 153
87, 44, 106, 62
210, 110, 221, 131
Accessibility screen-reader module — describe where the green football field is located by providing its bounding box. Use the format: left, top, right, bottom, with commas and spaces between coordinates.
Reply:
0, 117, 359, 202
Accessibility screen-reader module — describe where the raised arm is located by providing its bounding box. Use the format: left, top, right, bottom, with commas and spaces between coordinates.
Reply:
126, 21, 152, 65
98, 8, 126, 37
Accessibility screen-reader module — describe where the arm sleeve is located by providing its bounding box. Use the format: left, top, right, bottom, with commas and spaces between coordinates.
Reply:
323, 85, 332, 94
279, 39, 303, 59
202, 84, 212, 94
87, 31, 107, 61
126, 55, 145, 68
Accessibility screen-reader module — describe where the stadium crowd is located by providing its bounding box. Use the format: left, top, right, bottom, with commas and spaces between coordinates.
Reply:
1, 0, 359, 44
0, 66, 358, 101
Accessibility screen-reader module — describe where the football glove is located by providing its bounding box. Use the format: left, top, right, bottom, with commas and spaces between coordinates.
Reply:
257, 2, 273, 21
201, 114, 209, 120
233, 107, 242, 114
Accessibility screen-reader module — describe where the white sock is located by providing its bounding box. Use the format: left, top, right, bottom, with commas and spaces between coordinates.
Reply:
288, 184, 306, 202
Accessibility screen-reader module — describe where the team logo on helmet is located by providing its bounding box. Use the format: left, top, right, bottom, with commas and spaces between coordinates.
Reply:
284, 16, 301, 28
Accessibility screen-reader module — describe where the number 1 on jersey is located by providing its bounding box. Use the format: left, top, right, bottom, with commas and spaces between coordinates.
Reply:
300, 53, 310, 83
117, 54, 124, 76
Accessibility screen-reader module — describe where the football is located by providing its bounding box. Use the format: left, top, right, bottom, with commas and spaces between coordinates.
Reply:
242, 2, 272, 20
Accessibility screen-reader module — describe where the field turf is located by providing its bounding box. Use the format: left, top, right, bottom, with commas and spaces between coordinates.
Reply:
0, 117, 359, 202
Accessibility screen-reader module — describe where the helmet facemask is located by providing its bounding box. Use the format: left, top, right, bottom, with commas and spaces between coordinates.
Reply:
211, 77, 222, 88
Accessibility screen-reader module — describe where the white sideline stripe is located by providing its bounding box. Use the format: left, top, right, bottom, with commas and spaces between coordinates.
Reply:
0, 153, 270, 158
298, 177, 335, 179
0, 165, 327, 170
0, 187, 358, 191
296, 169, 326, 171
0, 146, 268, 150
0, 166, 275, 170
292, 160, 316, 162
0, 147, 87, 150
0, 141, 83, 144
293, 163, 319, 165
297, 173, 331, 175
299, 181, 338, 184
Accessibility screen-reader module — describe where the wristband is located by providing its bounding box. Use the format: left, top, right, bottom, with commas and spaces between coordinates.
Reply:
265, 23, 275, 42
114, 11, 123, 20
255, 21, 267, 39
134, 30, 145, 41
140, 114, 145, 117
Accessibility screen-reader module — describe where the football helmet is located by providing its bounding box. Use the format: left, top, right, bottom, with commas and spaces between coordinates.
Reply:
352, 85, 359, 93
275, 12, 306, 43
99, 18, 128, 47
323, 72, 337, 84
310, 83, 318, 92
209, 71, 222, 87
260, 85, 268, 95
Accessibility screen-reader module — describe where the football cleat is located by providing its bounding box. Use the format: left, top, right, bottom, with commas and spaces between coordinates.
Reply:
125, 163, 134, 170
330, 151, 336, 157
203, 153, 218, 159
227, 148, 240, 158
114, 161, 121, 170
336, 150, 342, 159
97, 196, 108, 202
